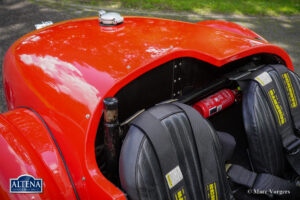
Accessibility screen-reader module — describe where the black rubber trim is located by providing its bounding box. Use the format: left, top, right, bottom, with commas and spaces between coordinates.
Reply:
19, 107, 80, 200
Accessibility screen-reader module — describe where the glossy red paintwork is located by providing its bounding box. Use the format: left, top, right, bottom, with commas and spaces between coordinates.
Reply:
197, 20, 267, 42
0, 108, 76, 200
2, 16, 293, 199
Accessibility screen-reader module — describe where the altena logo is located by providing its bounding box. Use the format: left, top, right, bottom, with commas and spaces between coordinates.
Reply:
10, 175, 43, 193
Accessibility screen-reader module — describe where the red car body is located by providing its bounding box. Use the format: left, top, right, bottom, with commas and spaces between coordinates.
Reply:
1, 16, 293, 199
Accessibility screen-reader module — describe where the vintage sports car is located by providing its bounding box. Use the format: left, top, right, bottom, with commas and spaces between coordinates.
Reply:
1, 10, 300, 200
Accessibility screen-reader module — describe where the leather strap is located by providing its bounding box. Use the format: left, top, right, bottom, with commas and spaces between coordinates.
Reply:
131, 110, 189, 200
270, 64, 300, 132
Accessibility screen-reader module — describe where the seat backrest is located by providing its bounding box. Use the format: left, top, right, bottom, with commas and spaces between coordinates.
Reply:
242, 65, 300, 176
119, 103, 233, 200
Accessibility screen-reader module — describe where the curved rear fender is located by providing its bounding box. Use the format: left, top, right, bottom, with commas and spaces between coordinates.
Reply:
0, 108, 77, 200
197, 20, 267, 42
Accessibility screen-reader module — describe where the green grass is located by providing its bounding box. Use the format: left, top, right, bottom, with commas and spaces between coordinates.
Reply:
68, 0, 300, 16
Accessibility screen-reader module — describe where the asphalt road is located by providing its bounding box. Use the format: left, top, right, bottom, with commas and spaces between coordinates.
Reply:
0, 0, 73, 112
0, 0, 300, 113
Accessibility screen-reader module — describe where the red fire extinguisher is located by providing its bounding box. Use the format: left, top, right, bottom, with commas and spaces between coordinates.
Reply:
193, 89, 237, 118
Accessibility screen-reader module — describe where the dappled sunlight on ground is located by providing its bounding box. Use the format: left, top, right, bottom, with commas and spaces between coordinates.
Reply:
0, 0, 73, 112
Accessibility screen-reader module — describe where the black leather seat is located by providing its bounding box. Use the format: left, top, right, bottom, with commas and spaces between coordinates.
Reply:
242, 66, 287, 176
119, 103, 233, 200
239, 64, 300, 197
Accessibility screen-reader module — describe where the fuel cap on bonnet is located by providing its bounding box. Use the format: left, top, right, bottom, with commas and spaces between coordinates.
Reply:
99, 10, 124, 26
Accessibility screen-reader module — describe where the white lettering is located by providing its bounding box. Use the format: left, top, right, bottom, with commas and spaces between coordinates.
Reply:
30, 182, 35, 187
36, 181, 41, 188
11, 182, 17, 188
